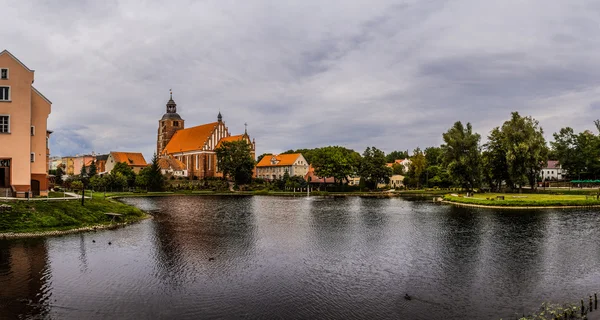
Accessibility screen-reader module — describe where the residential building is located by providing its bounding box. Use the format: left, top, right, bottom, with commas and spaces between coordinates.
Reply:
106, 152, 148, 174
158, 92, 255, 179
390, 174, 405, 188
158, 156, 187, 177
48, 156, 62, 171
541, 160, 566, 181
387, 159, 411, 173
256, 153, 309, 180
72, 154, 95, 176
95, 154, 108, 174
304, 164, 335, 185
0, 50, 52, 197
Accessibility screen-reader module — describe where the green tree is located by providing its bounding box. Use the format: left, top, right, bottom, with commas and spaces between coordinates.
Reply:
551, 127, 600, 180
216, 140, 255, 185
146, 153, 166, 191
311, 146, 361, 185
359, 147, 392, 190
385, 150, 409, 163
88, 160, 98, 177
391, 163, 404, 175
499, 112, 548, 191
80, 163, 87, 177
483, 127, 510, 191
89, 175, 105, 191
408, 147, 427, 189
112, 162, 136, 187
71, 180, 83, 191
55, 166, 64, 185
442, 121, 481, 191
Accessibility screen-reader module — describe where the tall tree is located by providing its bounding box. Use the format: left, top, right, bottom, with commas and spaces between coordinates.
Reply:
112, 162, 136, 187
483, 127, 510, 191
215, 140, 255, 185
385, 150, 409, 163
311, 146, 361, 184
88, 160, 98, 177
410, 147, 427, 189
499, 112, 548, 191
442, 121, 481, 191
359, 147, 392, 190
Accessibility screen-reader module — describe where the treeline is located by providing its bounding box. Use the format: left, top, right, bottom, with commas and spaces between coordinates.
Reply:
51, 154, 166, 192
406, 112, 600, 191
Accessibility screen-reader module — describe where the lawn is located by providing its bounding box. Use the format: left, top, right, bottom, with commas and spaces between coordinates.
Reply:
444, 192, 600, 207
0, 198, 147, 233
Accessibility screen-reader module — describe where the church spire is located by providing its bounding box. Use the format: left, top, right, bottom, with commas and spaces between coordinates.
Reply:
218, 111, 222, 122
166, 89, 177, 114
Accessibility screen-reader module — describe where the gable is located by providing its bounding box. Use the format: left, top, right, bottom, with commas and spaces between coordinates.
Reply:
0, 50, 34, 72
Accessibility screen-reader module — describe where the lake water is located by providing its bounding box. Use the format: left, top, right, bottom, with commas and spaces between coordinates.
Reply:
2, 196, 600, 319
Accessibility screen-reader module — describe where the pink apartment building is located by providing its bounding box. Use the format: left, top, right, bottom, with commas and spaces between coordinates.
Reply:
0, 50, 52, 197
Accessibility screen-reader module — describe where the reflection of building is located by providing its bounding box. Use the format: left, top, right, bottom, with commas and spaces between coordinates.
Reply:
0, 50, 53, 197
0, 240, 49, 317
106, 151, 148, 174
157, 92, 255, 179
256, 153, 309, 180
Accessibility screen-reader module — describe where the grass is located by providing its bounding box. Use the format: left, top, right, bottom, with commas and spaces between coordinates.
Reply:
444, 192, 600, 207
0, 198, 147, 233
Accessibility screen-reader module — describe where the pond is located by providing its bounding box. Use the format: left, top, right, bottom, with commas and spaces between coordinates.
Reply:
1, 196, 600, 319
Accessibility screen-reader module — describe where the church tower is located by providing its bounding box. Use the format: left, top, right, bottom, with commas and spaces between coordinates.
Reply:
157, 91, 184, 156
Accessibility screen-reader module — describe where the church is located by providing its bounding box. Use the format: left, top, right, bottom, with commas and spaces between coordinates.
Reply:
157, 92, 255, 179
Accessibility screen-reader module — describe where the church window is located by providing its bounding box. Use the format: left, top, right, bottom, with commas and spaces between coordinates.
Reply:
173, 121, 179, 127
0, 87, 10, 101
0, 69, 7, 79
195, 155, 199, 170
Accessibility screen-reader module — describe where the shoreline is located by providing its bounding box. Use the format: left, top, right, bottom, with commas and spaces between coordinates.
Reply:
0, 215, 151, 240
440, 199, 600, 210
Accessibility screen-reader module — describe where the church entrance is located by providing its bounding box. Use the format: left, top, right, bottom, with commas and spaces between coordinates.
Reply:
0, 159, 10, 188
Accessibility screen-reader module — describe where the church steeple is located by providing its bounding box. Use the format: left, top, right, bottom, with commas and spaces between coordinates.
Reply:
166, 89, 177, 114
217, 111, 222, 122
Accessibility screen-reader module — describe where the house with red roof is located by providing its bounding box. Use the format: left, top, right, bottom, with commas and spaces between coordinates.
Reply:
541, 160, 567, 181
106, 152, 148, 174
256, 153, 308, 180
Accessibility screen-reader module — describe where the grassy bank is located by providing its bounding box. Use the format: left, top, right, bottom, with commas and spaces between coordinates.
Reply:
444, 192, 600, 207
0, 198, 146, 234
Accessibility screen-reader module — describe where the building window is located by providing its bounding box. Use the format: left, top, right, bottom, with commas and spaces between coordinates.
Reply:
0, 69, 7, 80
0, 87, 9, 101
31, 153, 35, 163
173, 121, 179, 127
195, 154, 199, 170
0, 115, 8, 133
31, 126, 35, 136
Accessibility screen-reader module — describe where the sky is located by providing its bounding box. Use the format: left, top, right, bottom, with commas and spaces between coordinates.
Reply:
2, 0, 600, 160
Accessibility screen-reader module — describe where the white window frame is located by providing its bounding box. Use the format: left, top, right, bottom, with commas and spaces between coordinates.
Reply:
195, 154, 199, 170
31, 125, 35, 136
0, 86, 10, 101
0, 114, 9, 133
0, 68, 8, 80
31, 152, 35, 163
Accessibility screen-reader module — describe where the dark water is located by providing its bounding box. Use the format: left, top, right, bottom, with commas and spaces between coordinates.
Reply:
2, 196, 600, 319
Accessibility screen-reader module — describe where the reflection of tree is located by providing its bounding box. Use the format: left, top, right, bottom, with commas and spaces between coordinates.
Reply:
150, 195, 256, 286
0, 239, 50, 319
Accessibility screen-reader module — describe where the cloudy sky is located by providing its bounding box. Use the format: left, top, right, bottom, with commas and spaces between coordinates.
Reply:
3, 0, 600, 159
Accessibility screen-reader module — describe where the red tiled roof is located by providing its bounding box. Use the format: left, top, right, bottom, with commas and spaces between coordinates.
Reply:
110, 152, 147, 167
162, 122, 218, 154
545, 160, 560, 169
216, 134, 244, 148
256, 153, 302, 167
158, 157, 186, 171
304, 165, 335, 183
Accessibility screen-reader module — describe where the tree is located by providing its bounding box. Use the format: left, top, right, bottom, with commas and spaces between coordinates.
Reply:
215, 140, 255, 185
112, 162, 136, 187
385, 150, 409, 163
551, 127, 600, 180
88, 160, 97, 177
359, 147, 392, 190
146, 153, 166, 191
55, 166, 64, 185
500, 112, 548, 191
311, 146, 361, 185
391, 163, 404, 175
410, 147, 427, 188
442, 121, 481, 191
80, 163, 87, 178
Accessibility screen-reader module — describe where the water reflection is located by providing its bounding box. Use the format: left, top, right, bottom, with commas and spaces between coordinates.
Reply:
1, 197, 600, 319
0, 239, 50, 318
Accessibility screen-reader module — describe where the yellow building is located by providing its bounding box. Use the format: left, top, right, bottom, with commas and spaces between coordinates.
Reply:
106, 152, 148, 174
0, 50, 52, 197
256, 153, 309, 180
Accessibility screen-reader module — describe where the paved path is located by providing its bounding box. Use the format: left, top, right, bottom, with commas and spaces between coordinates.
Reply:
0, 192, 89, 201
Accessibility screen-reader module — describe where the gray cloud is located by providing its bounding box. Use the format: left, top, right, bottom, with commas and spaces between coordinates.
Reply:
2, 0, 600, 159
